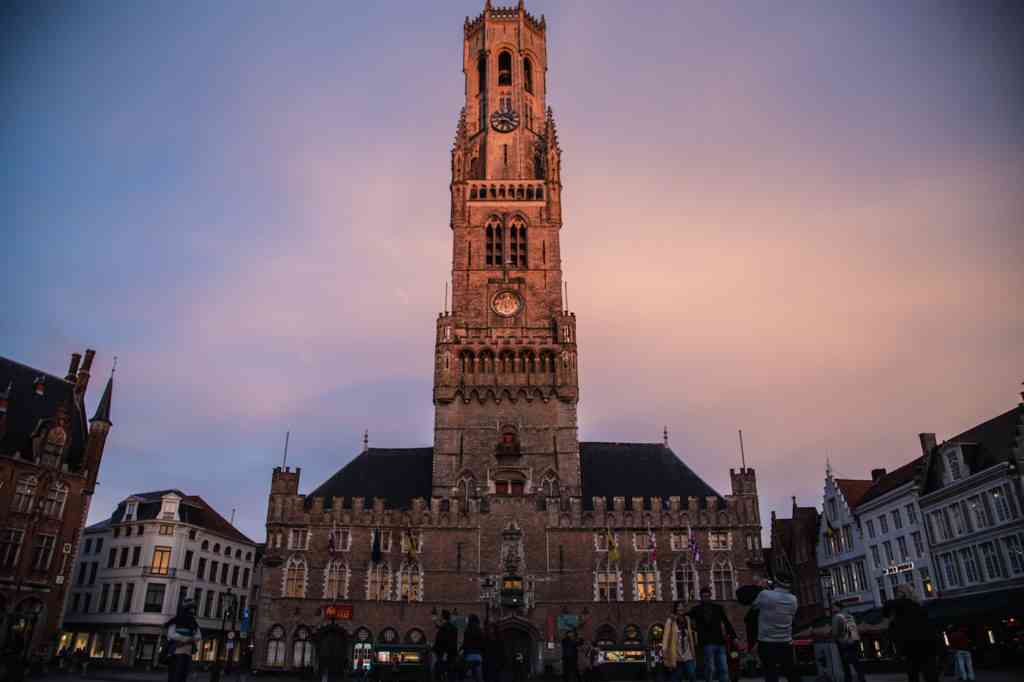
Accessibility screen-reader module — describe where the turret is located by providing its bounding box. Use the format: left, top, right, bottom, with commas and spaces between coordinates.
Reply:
83, 371, 113, 494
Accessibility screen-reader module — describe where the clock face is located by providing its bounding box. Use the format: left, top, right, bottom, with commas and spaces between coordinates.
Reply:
490, 109, 520, 133
492, 291, 521, 317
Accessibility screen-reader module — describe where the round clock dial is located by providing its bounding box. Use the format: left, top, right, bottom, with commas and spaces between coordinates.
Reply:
492, 291, 521, 317
490, 109, 520, 133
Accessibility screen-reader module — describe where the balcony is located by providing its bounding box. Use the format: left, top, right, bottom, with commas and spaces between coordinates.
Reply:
467, 182, 545, 202
142, 566, 177, 577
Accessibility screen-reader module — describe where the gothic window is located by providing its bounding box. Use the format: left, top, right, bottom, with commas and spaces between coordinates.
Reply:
366, 562, 392, 600
265, 625, 286, 666
397, 560, 423, 601
479, 350, 495, 373
457, 476, 476, 505
0, 529, 24, 570
634, 559, 660, 601
523, 57, 534, 94
499, 351, 516, 373
284, 556, 307, 598
12, 475, 37, 514
485, 218, 504, 266
323, 560, 349, 599
498, 51, 512, 86
293, 627, 314, 669
508, 218, 527, 266
494, 473, 525, 496
673, 560, 699, 602
541, 474, 558, 497
711, 559, 734, 600
595, 563, 621, 602
460, 350, 475, 374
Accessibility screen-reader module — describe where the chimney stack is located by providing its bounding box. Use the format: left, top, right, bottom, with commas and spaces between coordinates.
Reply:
76, 349, 96, 396
66, 353, 82, 381
871, 468, 887, 482
918, 433, 937, 457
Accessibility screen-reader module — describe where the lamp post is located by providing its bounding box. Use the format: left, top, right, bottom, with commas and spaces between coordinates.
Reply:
213, 588, 237, 682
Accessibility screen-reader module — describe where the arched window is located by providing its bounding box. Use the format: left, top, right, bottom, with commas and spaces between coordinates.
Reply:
673, 561, 699, 602
457, 477, 476, 505
485, 218, 504, 266
508, 218, 527, 267
477, 53, 487, 93
324, 560, 349, 599
366, 561, 392, 600
284, 557, 307, 598
479, 350, 495, 373
397, 561, 423, 601
494, 474, 525, 497
213, 543, 221, 553
523, 57, 534, 94
595, 562, 621, 602
12, 475, 38, 514
202, 540, 209, 551
712, 560, 734, 600
293, 626, 314, 668
541, 474, 559, 497
500, 351, 516, 373
634, 559, 661, 602
460, 350, 475, 374
225, 546, 232, 556
265, 625, 286, 666
498, 51, 512, 86
41, 481, 68, 518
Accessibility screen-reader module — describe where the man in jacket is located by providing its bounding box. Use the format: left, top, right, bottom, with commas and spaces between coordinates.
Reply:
752, 573, 798, 682
662, 602, 697, 682
433, 610, 458, 682
687, 587, 738, 682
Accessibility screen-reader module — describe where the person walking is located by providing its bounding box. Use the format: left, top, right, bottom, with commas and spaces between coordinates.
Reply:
751, 572, 799, 682
662, 602, 697, 682
165, 598, 201, 682
947, 628, 974, 681
433, 610, 459, 682
462, 615, 486, 682
883, 584, 938, 682
561, 629, 581, 682
687, 586, 738, 682
832, 601, 867, 682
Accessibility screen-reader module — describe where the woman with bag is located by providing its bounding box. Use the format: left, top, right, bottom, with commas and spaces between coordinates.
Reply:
661, 602, 697, 682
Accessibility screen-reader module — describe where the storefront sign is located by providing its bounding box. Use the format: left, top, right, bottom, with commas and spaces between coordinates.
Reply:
884, 562, 914, 576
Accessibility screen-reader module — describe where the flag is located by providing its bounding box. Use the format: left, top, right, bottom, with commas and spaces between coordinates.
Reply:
371, 528, 382, 564
606, 528, 619, 563
328, 531, 336, 555
648, 527, 657, 565
688, 526, 701, 564
405, 528, 417, 561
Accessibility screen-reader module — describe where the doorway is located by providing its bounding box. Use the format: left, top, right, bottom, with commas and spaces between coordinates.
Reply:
496, 623, 535, 682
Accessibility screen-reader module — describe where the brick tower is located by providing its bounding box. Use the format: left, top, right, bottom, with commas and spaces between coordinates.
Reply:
433, 1, 579, 498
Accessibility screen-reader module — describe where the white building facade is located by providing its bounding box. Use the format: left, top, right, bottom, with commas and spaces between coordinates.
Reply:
60, 490, 256, 667
816, 471, 873, 616
854, 460, 937, 608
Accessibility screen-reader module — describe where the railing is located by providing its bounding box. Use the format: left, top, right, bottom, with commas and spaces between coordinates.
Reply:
467, 182, 545, 202
142, 566, 176, 577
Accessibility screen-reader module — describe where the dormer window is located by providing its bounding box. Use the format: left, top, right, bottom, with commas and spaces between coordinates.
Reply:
159, 495, 180, 520
944, 448, 964, 482
125, 501, 138, 522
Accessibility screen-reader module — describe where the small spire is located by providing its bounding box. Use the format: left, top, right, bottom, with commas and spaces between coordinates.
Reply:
363, 429, 369, 452
91, 374, 113, 425
826, 456, 832, 479
663, 426, 669, 447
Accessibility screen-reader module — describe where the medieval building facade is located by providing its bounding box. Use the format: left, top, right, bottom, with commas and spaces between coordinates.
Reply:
255, 3, 764, 672
0, 350, 114, 660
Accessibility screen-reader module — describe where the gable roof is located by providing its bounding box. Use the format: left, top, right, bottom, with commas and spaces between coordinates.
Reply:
0, 356, 88, 470
857, 457, 923, 508
579, 442, 723, 510
107, 489, 253, 544
307, 447, 434, 509
921, 405, 1022, 494
835, 478, 873, 508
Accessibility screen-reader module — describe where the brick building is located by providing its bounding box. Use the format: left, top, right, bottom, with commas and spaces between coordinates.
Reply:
769, 499, 824, 629
255, 3, 764, 673
0, 350, 114, 660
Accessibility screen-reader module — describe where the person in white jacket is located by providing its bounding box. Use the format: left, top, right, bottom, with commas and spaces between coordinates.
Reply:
165, 599, 202, 682
661, 602, 697, 682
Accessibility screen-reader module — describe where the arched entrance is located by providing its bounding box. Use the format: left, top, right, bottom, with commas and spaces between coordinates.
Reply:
495, 617, 539, 681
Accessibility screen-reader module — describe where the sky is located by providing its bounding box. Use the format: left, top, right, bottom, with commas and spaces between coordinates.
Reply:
3, 1, 1022, 542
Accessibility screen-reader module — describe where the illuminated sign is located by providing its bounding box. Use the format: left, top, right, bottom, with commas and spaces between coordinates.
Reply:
884, 562, 914, 576
324, 604, 354, 621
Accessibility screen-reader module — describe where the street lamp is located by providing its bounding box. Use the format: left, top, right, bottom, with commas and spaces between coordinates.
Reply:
212, 588, 237, 682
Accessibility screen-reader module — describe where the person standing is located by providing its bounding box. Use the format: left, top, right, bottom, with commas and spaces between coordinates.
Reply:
883, 584, 938, 682
578, 638, 595, 682
165, 598, 202, 682
433, 610, 459, 682
947, 628, 974, 681
832, 601, 867, 682
751, 572, 799, 682
561, 629, 581, 682
462, 615, 486, 682
662, 602, 697, 682
687, 587, 738, 682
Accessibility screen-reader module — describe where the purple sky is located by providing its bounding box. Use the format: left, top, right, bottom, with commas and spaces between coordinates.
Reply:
3, 1, 1022, 541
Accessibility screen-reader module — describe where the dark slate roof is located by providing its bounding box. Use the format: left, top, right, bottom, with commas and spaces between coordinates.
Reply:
921, 405, 1022, 494
307, 447, 435, 509
835, 478, 873, 508
579, 442, 723, 510
84, 518, 112, 533
857, 456, 923, 508
107, 489, 254, 544
0, 356, 88, 471
91, 376, 113, 424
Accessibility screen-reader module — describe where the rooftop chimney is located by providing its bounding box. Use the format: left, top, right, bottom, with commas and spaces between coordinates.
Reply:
871, 468, 887, 482
918, 433, 937, 457
66, 353, 82, 381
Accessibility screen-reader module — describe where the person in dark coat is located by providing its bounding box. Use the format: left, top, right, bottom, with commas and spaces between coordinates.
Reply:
687, 587, 739, 682
462, 615, 486, 682
561, 629, 581, 682
433, 610, 459, 682
882, 584, 938, 682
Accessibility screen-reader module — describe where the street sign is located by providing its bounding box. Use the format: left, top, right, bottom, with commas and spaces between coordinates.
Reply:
884, 561, 914, 576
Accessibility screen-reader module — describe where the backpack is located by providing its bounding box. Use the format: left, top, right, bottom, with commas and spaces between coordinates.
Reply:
837, 614, 859, 643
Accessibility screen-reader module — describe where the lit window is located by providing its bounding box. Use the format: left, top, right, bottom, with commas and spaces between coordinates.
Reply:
595, 564, 620, 602
366, 562, 392, 600
324, 560, 348, 599
634, 560, 660, 601
397, 561, 423, 601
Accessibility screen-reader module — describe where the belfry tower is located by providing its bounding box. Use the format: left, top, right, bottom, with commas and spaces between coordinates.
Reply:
433, 2, 579, 499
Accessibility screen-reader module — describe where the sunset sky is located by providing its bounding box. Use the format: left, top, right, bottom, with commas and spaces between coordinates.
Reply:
4, 1, 1022, 540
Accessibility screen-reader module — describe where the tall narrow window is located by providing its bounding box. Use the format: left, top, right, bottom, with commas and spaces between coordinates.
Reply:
595, 563, 621, 602
498, 51, 512, 86
712, 560, 734, 600
523, 57, 534, 94
485, 218, 503, 267
41, 482, 68, 518
324, 560, 348, 599
397, 561, 423, 601
634, 559, 660, 601
477, 53, 487, 93
366, 562, 392, 600
673, 561, 698, 602
12, 475, 37, 514
284, 557, 307, 598
293, 627, 314, 668
266, 625, 286, 666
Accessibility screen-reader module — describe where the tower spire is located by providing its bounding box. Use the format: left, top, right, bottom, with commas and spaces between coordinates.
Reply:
663, 426, 668, 447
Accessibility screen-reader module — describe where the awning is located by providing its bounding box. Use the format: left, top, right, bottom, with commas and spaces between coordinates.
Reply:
925, 588, 1024, 625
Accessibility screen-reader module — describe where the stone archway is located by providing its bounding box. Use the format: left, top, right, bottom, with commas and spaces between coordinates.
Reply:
494, 616, 540, 681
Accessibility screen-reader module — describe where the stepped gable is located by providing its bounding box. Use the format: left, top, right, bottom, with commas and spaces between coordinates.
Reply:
834, 478, 873, 508
308, 447, 434, 510
579, 442, 723, 510
0, 356, 88, 469
108, 489, 253, 544
857, 456, 924, 508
